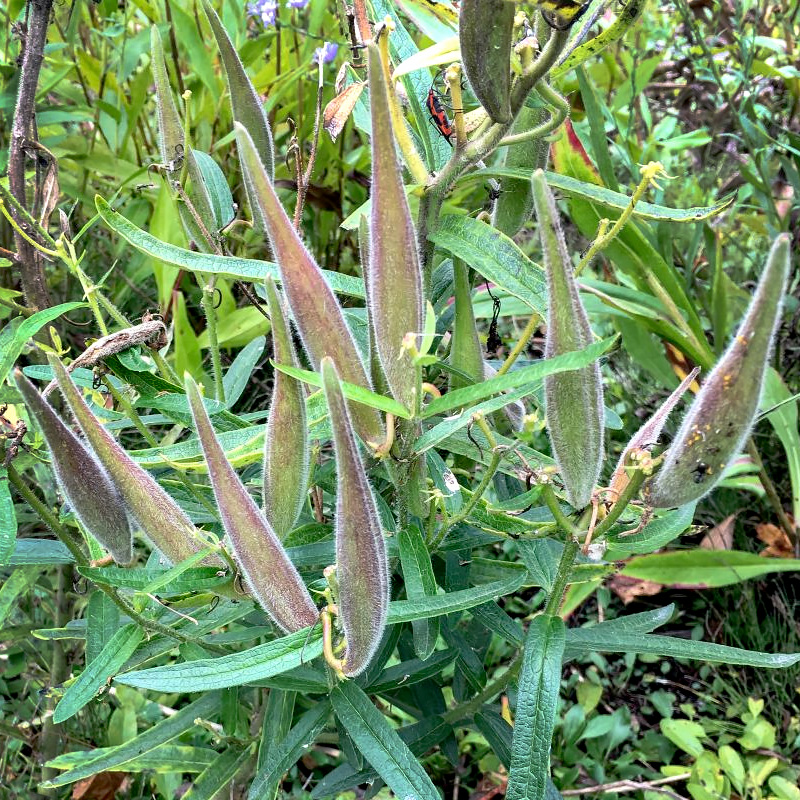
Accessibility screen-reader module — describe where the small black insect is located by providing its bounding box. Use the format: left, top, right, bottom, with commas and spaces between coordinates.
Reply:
485, 282, 502, 354
692, 462, 710, 484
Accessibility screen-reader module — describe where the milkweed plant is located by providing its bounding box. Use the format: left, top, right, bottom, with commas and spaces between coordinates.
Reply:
3, 1, 797, 798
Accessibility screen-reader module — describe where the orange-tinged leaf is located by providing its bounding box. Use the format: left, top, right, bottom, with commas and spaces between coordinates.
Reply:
700, 515, 735, 550
324, 82, 365, 143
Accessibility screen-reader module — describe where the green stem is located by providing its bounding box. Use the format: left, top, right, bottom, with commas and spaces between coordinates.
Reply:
592, 468, 646, 540
541, 483, 580, 538
102, 377, 157, 447
201, 281, 225, 403
498, 81, 569, 147
441, 449, 503, 535
545, 536, 579, 616
442, 652, 523, 724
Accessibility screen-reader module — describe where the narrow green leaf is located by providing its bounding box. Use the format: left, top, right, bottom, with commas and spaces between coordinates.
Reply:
115, 626, 323, 692
234, 123, 382, 444
182, 745, 254, 800
0, 467, 17, 564
272, 360, 410, 419
46, 744, 216, 774
54, 623, 144, 723
322, 357, 389, 677
507, 614, 566, 800
78, 565, 229, 595
95, 196, 364, 298
430, 215, 546, 314
449, 259, 484, 390
330, 680, 440, 800
0, 302, 85, 384
423, 337, 616, 418
247, 702, 330, 800
386, 575, 525, 624
0, 567, 38, 628
621, 549, 800, 588
564, 628, 800, 667
185, 375, 318, 632
398, 525, 440, 660
605, 504, 696, 557
367, 649, 457, 694
85, 591, 120, 664
7, 539, 74, 565
41, 693, 221, 788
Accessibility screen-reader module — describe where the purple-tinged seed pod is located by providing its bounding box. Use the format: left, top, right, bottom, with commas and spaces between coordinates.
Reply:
186, 375, 318, 632
49, 356, 215, 566
321, 357, 389, 677
14, 370, 133, 565
233, 122, 383, 446
367, 42, 424, 411
263, 275, 309, 540
532, 170, 603, 509
645, 235, 791, 508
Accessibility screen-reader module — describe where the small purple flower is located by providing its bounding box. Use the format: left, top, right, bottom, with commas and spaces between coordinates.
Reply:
287, 0, 309, 8
313, 41, 338, 65
248, 0, 279, 27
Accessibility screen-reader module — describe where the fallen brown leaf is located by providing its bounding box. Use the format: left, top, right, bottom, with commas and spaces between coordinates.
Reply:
700, 514, 735, 550
608, 574, 663, 605
72, 772, 127, 800
756, 522, 794, 558
323, 82, 365, 142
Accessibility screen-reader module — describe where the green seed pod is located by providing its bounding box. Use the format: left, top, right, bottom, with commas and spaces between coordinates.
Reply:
14, 370, 132, 565
321, 357, 389, 677
49, 356, 213, 565
492, 106, 550, 237
367, 43, 424, 411
263, 275, 308, 540
450, 260, 483, 391
532, 170, 603, 509
234, 123, 383, 446
646, 235, 791, 508
459, 0, 514, 123
186, 375, 318, 632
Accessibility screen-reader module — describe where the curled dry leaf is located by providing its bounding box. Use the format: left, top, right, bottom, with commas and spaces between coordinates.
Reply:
324, 82, 365, 143
699, 514, 735, 550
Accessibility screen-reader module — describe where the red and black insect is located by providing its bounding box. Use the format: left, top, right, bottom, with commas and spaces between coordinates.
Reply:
426, 85, 454, 145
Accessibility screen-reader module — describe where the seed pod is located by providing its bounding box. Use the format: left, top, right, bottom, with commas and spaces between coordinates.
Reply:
49, 356, 213, 565
646, 235, 791, 508
608, 368, 699, 503
459, 0, 514, 123
450, 260, 483, 391
321, 357, 389, 677
367, 42, 424, 411
234, 123, 383, 446
14, 370, 133, 565
202, 0, 274, 231
492, 106, 550, 237
186, 375, 318, 632
532, 170, 603, 509
263, 275, 309, 540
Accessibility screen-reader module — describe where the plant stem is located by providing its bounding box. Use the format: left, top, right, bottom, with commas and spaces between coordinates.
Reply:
545, 535, 579, 616
442, 652, 523, 724
746, 438, 798, 550
592, 468, 646, 540
496, 313, 541, 376
541, 483, 580, 538
201, 281, 225, 403
441, 449, 503, 533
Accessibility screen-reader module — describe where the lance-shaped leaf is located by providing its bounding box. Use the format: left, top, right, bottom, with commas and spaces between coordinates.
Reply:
202, 0, 274, 229
646, 235, 792, 508
151, 26, 216, 239
533, 170, 603, 509
450, 260, 483, 391
49, 356, 210, 566
321, 357, 389, 677
234, 123, 383, 445
185, 375, 318, 632
263, 275, 309, 540
459, 0, 514, 123
607, 367, 699, 502
14, 370, 132, 565
367, 42, 424, 410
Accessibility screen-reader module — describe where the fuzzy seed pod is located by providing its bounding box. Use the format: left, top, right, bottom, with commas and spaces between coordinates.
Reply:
532, 170, 604, 509
367, 42, 424, 411
234, 123, 383, 446
450, 260, 484, 391
15, 370, 133, 565
645, 235, 791, 508
186, 375, 318, 632
321, 357, 389, 677
459, 0, 514, 123
263, 275, 309, 540
49, 356, 214, 565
